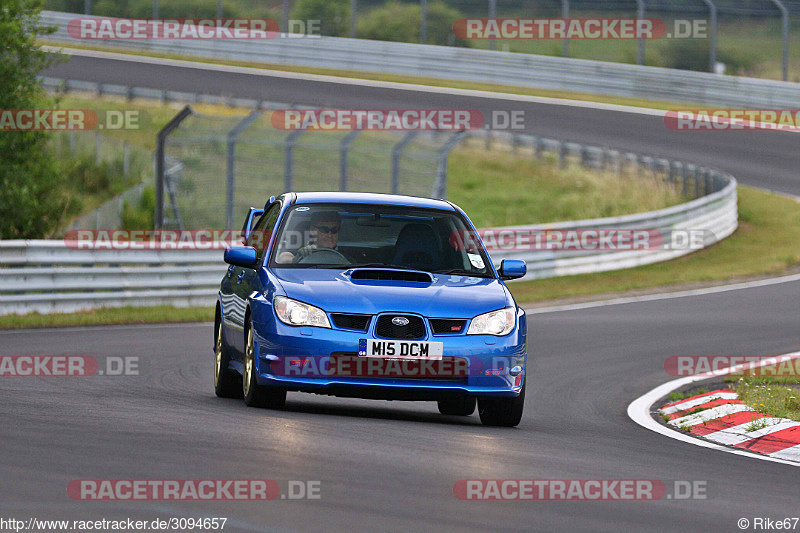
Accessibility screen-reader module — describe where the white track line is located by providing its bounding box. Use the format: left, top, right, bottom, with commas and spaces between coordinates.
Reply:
627, 351, 800, 467
526, 272, 800, 315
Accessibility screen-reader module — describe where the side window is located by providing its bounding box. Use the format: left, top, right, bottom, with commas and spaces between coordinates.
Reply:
248, 203, 280, 264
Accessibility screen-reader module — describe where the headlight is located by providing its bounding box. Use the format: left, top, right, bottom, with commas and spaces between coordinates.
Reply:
466, 306, 516, 336
274, 296, 331, 328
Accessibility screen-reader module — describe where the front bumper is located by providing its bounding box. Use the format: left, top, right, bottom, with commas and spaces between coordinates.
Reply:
251, 316, 527, 399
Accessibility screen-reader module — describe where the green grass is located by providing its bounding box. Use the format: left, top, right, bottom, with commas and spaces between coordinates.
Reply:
0, 306, 211, 330
448, 140, 683, 228
734, 378, 800, 422
508, 186, 800, 304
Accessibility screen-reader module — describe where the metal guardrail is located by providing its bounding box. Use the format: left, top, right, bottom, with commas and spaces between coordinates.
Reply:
0, 150, 737, 314
40, 10, 799, 108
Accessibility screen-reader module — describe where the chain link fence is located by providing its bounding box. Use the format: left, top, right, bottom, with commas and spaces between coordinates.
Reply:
47, 130, 153, 231
157, 106, 466, 230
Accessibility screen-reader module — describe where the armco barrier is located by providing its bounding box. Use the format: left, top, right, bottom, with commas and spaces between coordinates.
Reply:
39, 10, 800, 108
0, 167, 736, 314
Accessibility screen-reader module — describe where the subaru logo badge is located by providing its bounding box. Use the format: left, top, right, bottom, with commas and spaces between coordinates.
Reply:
392, 317, 410, 326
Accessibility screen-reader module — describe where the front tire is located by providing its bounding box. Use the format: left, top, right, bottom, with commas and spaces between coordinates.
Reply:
437, 396, 476, 416
243, 319, 286, 409
478, 378, 525, 427
214, 319, 242, 398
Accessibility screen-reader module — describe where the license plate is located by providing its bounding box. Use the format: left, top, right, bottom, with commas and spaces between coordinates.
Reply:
359, 339, 443, 360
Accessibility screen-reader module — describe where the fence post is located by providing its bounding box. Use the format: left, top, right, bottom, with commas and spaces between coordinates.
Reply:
561, 0, 569, 57
282, 0, 289, 33
152, 0, 158, 19
339, 130, 362, 191
123, 142, 130, 175
155, 106, 193, 230
95, 133, 101, 165
636, 0, 646, 65
702, 0, 718, 72
85, 0, 91, 15
391, 131, 419, 194
420, 0, 428, 44
350, 0, 357, 38
488, 0, 497, 51
226, 110, 262, 229
432, 131, 467, 198
770, 0, 789, 81
284, 128, 307, 192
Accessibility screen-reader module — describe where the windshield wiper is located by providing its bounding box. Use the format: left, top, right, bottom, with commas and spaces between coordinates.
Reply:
432, 269, 492, 278
349, 263, 419, 270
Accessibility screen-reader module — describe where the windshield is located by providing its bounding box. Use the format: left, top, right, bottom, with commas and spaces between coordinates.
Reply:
269, 203, 493, 277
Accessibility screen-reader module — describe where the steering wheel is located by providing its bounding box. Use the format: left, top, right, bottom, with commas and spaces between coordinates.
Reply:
296, 248, 350, 265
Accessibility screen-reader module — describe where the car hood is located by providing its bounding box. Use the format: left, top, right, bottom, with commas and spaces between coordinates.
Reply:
271, 268, 510, 318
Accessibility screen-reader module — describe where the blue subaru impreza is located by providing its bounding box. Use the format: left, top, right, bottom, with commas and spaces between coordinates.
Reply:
215, 192, 528, 426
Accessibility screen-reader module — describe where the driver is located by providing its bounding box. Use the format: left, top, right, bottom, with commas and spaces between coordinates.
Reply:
277, 211, 341, 263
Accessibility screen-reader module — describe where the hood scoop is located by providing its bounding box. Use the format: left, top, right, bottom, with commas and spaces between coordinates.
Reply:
348, 268, 433, 283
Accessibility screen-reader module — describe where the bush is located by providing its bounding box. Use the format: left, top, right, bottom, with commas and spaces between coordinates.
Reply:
357, 1, 470, 47
291, 0, 349, 37
662, 39, 712, 71
122, 185, 155, 230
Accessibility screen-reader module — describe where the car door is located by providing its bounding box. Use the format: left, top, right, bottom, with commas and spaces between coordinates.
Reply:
228, 202, 281, 357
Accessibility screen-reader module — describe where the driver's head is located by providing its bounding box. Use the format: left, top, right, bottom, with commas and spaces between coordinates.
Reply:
309, 211, 341, 249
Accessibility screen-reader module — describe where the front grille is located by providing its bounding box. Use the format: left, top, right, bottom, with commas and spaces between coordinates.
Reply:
331, 313, 371, 331
375, 314, 425, 339
429, 319, 466, 334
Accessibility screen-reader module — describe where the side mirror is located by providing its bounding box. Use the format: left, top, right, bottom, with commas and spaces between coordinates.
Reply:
498, 259, 526, 281
224, 246, 258, 269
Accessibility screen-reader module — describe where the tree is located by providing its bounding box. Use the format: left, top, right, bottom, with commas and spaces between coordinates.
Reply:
291, 0, 349, 37
0, 0, 66, 239
357, 1, 470, 47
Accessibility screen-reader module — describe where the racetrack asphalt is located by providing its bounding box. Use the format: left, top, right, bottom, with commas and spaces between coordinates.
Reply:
1, 50, 797, 531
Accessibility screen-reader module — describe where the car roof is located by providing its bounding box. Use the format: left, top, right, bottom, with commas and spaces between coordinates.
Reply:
290, 192, 455, 211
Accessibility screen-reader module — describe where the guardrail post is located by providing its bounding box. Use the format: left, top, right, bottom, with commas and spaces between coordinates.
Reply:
155, 105, 193, 230
558, 141, 567, 169
391, 131, 419, 194
226, 110, 262, 229
534, 136, 543, 159
339, 130, 362, 191
69, 130, 75, 153
433, 131, 467, 199
694, 166, 701, 198
284, 128, 307, 192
